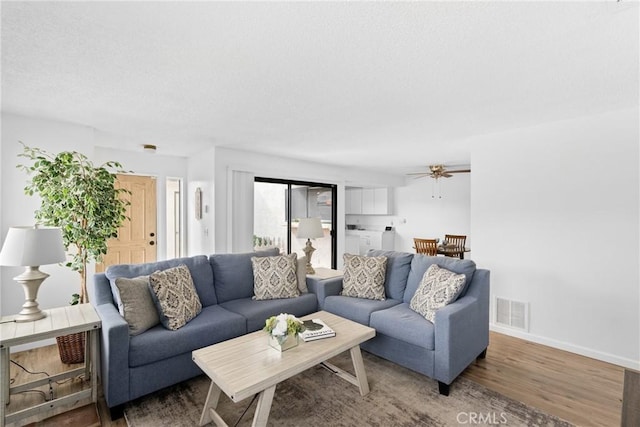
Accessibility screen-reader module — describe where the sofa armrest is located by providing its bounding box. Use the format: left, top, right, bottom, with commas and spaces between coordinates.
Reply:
307, 276, 343, 310
433, 269, 490, 384
94, 303, 131, 408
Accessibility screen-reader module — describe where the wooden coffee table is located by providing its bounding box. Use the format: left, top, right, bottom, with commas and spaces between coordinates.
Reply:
192, 310, 375, 427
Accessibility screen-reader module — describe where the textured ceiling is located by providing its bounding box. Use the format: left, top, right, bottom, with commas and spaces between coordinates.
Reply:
1, 1, 638, 174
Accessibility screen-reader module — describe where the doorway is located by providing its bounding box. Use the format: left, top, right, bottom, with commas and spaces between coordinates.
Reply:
254, 178, 337, 269
95, 174, 157, 272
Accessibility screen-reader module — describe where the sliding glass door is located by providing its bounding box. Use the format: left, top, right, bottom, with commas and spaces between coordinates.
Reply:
254, 178, 337, 269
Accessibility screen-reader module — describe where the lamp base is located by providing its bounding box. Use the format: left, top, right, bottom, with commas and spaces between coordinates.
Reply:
302, 239, 317, 275
13, 267, 49, 323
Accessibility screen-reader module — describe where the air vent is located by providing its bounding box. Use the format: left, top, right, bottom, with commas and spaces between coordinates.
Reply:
495, 297, 529, 331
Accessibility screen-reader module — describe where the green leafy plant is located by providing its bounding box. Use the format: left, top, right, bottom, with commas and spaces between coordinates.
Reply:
18, 142, 130, 304
264, 313, 305, 337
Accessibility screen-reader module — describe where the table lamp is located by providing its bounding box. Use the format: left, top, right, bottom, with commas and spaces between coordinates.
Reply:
0, 225, 66, 322
297, 218, 324, 274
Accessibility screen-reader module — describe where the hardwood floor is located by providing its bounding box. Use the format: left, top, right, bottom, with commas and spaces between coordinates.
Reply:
7, 331, 624, 426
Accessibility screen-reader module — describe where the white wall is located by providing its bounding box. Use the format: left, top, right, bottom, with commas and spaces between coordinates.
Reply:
207, 147, 405, 266
347, 174, 471, 254
1, 113, 187, 318
186, 146, 216, 257
471, 107, 640, 369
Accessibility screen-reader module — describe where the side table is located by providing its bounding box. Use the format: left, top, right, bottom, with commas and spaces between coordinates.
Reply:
0, 304, 101, 427
307, 267, 343, 280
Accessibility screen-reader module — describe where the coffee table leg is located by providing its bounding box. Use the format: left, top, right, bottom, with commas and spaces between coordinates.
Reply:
252, 385, 276, 427
199, 381, 222, 426
350, 345, 370, 396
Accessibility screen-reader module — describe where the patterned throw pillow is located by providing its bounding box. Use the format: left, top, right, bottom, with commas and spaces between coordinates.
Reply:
341, 253, 387, 300
149, 265, 202, 330
410, 264, 466, 323
252, 253, 300, 300
114, 275, 160, 336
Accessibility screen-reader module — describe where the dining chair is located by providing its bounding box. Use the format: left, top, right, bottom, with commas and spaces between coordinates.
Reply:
413, 238, 439, 256
443, 234, 467, 258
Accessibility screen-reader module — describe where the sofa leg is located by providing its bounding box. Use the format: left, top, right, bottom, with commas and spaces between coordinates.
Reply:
109, 404, 125, 421
438, 381, 450, 396
477, 348, 487, 360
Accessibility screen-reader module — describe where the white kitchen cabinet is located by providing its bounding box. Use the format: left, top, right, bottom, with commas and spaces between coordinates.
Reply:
345, 230, 395, 255
345, 234, 360, 255
346, 187, 392, 215
345, 188, 363, 214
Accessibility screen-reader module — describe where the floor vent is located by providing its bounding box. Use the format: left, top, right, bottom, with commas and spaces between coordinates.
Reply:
495, 297, 529, 331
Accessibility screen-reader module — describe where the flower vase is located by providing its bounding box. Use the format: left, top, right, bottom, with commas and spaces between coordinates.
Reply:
268, 333, 299, 352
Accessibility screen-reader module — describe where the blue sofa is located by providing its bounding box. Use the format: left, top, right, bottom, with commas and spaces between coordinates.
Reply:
91, 249, 318, 419
308, 250, 490, 395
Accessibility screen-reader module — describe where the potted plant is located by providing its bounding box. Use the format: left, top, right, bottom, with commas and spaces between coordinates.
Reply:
263, 313, 304, 352
18, 143, 130, 363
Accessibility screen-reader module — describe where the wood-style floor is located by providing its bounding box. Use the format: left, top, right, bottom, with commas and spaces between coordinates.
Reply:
7, 331, 624, 427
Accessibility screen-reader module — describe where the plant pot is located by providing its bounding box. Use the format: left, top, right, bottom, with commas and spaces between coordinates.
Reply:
56, 331, 85, 364
268, 333, 299, 352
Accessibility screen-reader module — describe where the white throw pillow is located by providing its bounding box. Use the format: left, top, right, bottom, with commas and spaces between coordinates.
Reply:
149, 265, 202, 330
341, 253, 387, 300
410, 264, 466, 323
252, 253, 300, 300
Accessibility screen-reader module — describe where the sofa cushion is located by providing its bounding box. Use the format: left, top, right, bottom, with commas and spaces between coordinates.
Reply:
252, 253, 300, 300
220, 292, 318, 332
403, 255, 476, 303
210, 248, 280, 303
113, 275, 159, 336
369, 303, 435, 350
324, 295, 400, 326
341, 253, 387, 300
410, 264, 466, 323
149, 265, 202, 330
366, 250, 414, 300
297, 255, 308, 293
128, 305, 246, 367
105, 255, 217, 306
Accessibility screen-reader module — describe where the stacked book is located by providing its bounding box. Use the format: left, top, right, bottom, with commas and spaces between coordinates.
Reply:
299, 319, 336, 342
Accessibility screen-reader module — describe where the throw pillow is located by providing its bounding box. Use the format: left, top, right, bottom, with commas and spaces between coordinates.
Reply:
410, 264, 466, 323
252, 253, 300, 300
341, 253, 387, 300
149, 265, 202, 330
113, 275, 159, 336
297, 255, 308, 293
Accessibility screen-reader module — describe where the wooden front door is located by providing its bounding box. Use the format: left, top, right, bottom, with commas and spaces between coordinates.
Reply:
96, 174, 157, 272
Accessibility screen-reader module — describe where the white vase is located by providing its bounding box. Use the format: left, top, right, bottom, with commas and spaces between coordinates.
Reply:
268, 333, 299, 352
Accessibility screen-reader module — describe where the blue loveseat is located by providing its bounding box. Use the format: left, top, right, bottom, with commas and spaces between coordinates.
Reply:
91, 249, 318, 419
308, 250, 490, 395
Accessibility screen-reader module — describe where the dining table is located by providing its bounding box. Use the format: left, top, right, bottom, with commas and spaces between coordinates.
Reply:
436, 246, 471, 259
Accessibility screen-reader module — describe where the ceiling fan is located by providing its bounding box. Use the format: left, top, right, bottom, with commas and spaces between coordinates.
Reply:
408, 164, 471, 180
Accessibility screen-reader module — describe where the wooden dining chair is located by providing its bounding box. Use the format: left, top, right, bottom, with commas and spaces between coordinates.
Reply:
413, 238, 439, 256
443, 234, 467, 258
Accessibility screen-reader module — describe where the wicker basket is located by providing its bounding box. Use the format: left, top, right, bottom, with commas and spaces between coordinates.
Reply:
56, 332, 85, 364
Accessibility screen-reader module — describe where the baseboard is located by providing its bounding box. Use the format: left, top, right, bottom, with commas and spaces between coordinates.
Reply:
490, 323, 640, 370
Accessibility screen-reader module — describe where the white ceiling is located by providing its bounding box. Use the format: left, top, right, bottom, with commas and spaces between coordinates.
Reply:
2, 1, 638, 174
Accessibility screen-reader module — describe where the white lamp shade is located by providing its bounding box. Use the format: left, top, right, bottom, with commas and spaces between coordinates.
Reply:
297, 218, 324, 239
0, 226, 66, 267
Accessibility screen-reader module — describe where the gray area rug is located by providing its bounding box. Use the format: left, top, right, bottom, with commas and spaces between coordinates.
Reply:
125, 351, 572, 426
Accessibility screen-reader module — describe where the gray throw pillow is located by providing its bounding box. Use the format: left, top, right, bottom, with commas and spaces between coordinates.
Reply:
113, 275, 160, 336
297, 255, 308, 293
252, 253, 300, 300
149, 265, 202, 330
341, 253, 387, 300
410, 264, 466, 323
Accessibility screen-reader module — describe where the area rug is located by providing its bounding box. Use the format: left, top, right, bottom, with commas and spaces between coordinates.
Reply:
124, 352, 572, 426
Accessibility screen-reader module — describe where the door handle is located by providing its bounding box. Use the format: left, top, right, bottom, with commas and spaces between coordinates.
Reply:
149, 241, 155, 246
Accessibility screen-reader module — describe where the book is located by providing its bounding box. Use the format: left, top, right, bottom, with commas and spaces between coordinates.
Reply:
299, 319, 336, 342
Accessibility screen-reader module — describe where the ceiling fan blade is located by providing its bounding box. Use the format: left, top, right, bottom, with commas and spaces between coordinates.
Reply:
446, 169, 471, 174
442, 173, 453, 178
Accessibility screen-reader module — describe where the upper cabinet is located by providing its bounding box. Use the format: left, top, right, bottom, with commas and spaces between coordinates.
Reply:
346, 187, 392, 215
